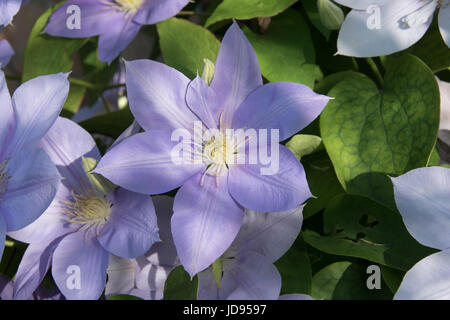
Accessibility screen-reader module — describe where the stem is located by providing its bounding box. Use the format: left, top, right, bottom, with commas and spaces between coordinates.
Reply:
366, 58, 384, 88
69, 77, 125, 91
5, 74, 21, 81
177, 11, 210, 16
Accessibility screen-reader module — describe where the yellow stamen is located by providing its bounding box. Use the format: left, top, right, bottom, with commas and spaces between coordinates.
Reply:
106, 0, 143, 12
62, 186, 112, 236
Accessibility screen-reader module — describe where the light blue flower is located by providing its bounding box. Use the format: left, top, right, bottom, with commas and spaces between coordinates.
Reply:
0, 71, 68, 261
336, 0, 450, 57
392, 167, 450, 299
0, 0, 22, 28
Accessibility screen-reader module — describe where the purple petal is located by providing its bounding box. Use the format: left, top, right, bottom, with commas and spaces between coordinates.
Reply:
232, 82, 329, 142
0, 274, 13, 300
210, 21, 262, 128
0, 39, 14, 67
0, 0, 21, 26
337, 0, 435, 57
38, 117, 100, 191
95, 131, 204, 194
45, 0, 123, 38
0, 71, 13, 154
13, 237, 64, 300
52, 232, 109, 300
98, 188, 159, 258
228, 145, 312, 212
439, 5, 450, 47
97, 16, 141, 63
8, 184, 77, 244
1, 148, 59, 231
392, 167, 450, 250
125, 59, 199, 131
186, 76, 221, 129
172, 173, 244, 277
395, 249, 450, 300
6, 73, 69, 155
233, 206, 303, 262
134, 0, 190, 25
220, 251, 281, 300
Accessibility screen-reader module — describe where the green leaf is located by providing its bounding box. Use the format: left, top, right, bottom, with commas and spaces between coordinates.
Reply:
427, 146, 440, 166
301, 150, 345, 219
311, 261, 392, 300
301, 0, 332, 40
275, 236, 312, 295
380, 265, 405, 295
286, 134, 322, 160
107, 294, 143, 300
314, 70, 364, 95
22, 4, 87, 82
157, 18, 220, 79
22, 5, 88, 115
244, 9, 317, 88
79, 108, 134, 139
320, 55, 440, 210
303, 194, 436, 271
205, 0, 298, 27
163, 266, 199, 300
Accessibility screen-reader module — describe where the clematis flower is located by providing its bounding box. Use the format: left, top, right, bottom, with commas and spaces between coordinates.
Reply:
0, 0, 22, 27
0, 71, 67, 260
0, 274, 64, 300
44, 0, 191, 63
197, 206, 303, 300
391, 166, 450, 299
335, 0, 450, 57
106, 196, 178, 300
95, 22, 330, 277
0, 39, 14, 68
9, 117, 160, 300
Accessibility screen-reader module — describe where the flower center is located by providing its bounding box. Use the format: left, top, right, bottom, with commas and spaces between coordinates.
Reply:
193, 112, 251, 186
0, 159, 10, 200
62, 188, 112, 234
203, 134, 236, 166
110, 0, 143, 12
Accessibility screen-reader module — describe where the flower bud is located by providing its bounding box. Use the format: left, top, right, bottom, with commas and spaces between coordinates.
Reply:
317, 0, 344, 30
201, 58, 215, 85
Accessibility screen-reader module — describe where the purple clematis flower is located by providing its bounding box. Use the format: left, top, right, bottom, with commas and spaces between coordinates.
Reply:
0, 274, 65, 300
335, 0, 450, 57
106, 196, 178, 300
0, 0, 22, 27
44, 0, 191, 63
9, 117, 160, 300
198, 206, 303, 300
391, 167, 450, 299
0, 71, 67, 261
95, 22, 330, 277
0, 39, 14, 68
